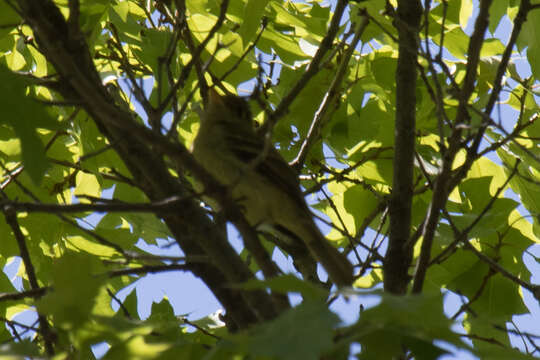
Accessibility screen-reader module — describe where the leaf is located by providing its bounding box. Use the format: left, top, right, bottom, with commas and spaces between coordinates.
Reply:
239, 299, 340, 360
0, 216, 20, 258
354, 268, 383, 289
356, 293, 470, 359
65, 235, 120, 257
438, 26, 469, 60
0, 66, 59, 183
112, 1, 130, 22
37, 252, 104, 329
480, 38, 506, 58
488, 0, 510, 33
521, 10, 540, 80
0, 339, 41, 358
114, 288, 139, 321
343, 184, 380, 231
74, 172, 102, 198
103, 335, 171, 360
259, 26, 308, 63
238, 0, 270, 45
403, 336, 450, 360
133, 28, 171, 74
146, 297, 184, 341
475, 343, 539, 360
0, 1, 19, 28
497, 149, 540, 227
186, 0, 210, 14
459, 0, 473, 30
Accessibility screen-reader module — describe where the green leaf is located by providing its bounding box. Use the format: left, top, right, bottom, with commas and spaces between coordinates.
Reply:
0, 1, 19, 27
0, 2, 19, 42
112, 1, 130, 22
65, 235, 120, 257
0, 66, 59, 183
0, 339, 41, 358
437, 26, 469, 60
403, 336, 450, 360
239, 299, 340, 360
37, 252, 104, 329
259, 26, 308, 63
146, 297, 184, 342
480, 38, 506, 58
103, 335, 172, 360
74, 172, 102, 198
186, 0, 210, 15
459, 0, 473, 30
522, 10, 540, 80
488, 0, 510, 33
133, 29, 171, 75
117, 288, 139, 320
475, 343, 538, 360
354, 268, 383, 289
0, 216, 20, 258
356, 293, 470, 359
343, 184, 380, 231
238, 0, 270, 45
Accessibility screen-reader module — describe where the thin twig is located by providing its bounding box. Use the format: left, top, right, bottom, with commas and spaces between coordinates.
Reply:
218, 17, 268, 83
181, 317, 222, 340
291, 12, 369, 170
2, 206, 56, 355
0, 161, 128, 256
108, 22, 156, 121
107, 288, 133, 319
269, 0, 349, 124
105, 264, 190, 278
0, 195, 193, 214
0, 287, 49, 302
451, 268, 495, 320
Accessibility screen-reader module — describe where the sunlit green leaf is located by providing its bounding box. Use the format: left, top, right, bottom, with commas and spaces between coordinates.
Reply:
37, 252, 104, 329
0, 66, 59, 183
238, 0, 270, 45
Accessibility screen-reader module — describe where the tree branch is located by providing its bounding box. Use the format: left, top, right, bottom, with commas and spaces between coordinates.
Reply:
411, 0, 494, 294
18, 0, 282, 329
2, 206, 55, 355
384, 0, 422, 295
0, 196, 193, 214
0, 287, 49, 302
269, 0, 349, 124
291, 11, 369, 170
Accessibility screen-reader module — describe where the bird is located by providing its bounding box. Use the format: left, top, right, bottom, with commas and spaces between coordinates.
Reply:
191, 88, 354, 286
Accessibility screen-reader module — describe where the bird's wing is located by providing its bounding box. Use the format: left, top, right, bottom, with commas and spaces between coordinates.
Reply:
224, 131, 307, 207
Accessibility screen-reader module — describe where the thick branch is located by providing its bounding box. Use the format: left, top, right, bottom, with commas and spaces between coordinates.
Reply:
384, 0, 422, 295
17, 0, 281, 329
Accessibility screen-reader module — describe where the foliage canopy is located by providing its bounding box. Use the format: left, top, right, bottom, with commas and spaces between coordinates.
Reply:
0, 0, 538, 359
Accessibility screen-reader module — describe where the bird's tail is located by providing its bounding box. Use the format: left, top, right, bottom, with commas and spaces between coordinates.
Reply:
292, 219, 354, 287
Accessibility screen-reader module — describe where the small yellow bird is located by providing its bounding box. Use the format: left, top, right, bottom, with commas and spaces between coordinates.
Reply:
192, 89, 353, 286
